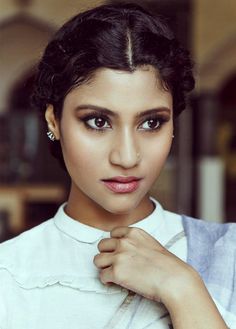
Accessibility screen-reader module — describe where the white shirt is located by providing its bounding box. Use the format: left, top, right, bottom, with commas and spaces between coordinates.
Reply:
0, 198, 187, 329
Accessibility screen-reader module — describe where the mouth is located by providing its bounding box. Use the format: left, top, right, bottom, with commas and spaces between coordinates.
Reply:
101, 176, 142, 193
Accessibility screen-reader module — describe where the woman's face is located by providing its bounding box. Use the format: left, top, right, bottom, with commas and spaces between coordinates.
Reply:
47, 65, 173, 223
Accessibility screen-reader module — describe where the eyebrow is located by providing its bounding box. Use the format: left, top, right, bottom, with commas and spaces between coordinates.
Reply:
74, 104, 171, 118
75, 105, 116, 117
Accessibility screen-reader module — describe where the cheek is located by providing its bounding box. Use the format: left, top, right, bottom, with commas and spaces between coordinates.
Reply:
144, 138, 172, 173
59, 126, 107, 173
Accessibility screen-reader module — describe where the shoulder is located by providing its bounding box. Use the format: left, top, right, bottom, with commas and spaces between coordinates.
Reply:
0, 219, 54, 269
0, 218, 59, 325
0, 216, 64, 287
0, 218, 54, 260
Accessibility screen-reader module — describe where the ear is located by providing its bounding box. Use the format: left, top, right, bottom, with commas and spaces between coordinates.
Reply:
45, 104, 60, 140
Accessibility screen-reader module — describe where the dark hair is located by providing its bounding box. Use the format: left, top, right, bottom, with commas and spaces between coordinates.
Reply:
32, 2, 195, 168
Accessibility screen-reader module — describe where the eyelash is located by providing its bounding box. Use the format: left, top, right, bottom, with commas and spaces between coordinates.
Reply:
138, 115, 166, 132
80, 113, 112, 132
79, 112, 167, 133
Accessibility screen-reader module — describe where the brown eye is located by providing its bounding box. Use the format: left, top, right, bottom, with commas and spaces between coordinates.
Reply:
147, 119, 160, 129
84, 116, 111, 130
139, 118, 161, 130
95, 117, 106, 128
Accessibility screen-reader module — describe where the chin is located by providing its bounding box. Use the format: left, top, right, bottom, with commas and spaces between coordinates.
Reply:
107, 207, 132, 215
101, 196, 142, 215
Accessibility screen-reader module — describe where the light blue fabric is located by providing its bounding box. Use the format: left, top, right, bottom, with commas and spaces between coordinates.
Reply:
182, 216, 236, 315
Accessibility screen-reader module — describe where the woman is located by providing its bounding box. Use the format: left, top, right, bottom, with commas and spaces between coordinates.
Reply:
0, 3, 235, 328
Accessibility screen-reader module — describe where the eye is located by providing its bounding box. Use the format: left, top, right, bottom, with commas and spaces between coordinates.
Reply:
84, 116, 111, 130
139, 118, 161, 131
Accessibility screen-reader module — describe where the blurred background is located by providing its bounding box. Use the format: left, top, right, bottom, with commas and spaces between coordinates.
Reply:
0, 0, 236, 242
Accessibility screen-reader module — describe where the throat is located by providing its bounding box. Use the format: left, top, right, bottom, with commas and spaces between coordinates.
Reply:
65, 184, 155, 231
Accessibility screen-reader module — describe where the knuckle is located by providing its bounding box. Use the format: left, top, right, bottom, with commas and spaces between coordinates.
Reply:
113, 253, 123, 265
112, 265, 124, 283
93, 253, 101, 265
126, 227, 135, 236
99, 271, 106, 284
118, 238, 129, 250
126, 227, 139, 238
97, 241, 102, 251
97, 238, 107, 250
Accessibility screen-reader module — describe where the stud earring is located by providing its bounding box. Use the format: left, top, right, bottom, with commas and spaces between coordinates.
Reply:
172, 135, 175, 139
47, 131, 56, 141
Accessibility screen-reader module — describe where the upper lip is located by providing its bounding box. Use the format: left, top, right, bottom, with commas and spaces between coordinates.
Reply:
102, 176, 141, 183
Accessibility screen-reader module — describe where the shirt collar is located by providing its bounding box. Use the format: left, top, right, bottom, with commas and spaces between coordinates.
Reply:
53, 198, 165, 244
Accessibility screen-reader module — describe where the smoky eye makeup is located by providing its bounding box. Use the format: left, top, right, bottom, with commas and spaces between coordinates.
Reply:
77, 111, 112, 131
138, 113, 171, 132
75, 107, 171, 132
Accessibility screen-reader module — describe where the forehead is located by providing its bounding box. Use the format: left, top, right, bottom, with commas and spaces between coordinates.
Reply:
63, 66, 173, 114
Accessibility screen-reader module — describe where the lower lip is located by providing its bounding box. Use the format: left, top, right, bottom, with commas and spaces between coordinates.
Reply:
102, 180, 140, 193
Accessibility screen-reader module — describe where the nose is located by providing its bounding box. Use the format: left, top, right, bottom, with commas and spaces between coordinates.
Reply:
109, 128, 140, 169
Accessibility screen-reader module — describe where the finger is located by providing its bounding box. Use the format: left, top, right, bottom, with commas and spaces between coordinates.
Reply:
99, 266, 114, 284
93, 252, 114, 269
110, 226, 130, 238
98, 238, 118, 252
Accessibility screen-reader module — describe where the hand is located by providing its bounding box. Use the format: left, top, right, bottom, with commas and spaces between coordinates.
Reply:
93, 226, 197, 306
94, 227, 228, 328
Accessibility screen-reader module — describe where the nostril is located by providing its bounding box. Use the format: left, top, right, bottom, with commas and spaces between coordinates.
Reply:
109, 133, 139, 168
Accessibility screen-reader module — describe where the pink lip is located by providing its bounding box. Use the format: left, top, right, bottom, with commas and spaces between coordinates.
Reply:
102, 176, 142, 193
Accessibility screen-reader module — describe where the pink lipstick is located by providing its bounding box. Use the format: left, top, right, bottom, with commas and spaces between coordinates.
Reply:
101, 176, 141, 193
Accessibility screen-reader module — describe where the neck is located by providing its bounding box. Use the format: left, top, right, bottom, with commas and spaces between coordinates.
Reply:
65, 184, 154, 231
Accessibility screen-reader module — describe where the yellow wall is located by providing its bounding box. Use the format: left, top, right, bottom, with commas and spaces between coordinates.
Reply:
26, 0, 104, 26
0, 0, 104, 26
193, 0, 236, 91
0, 0, 105, 112
193, 0, 236, 64
1, 0, 236, 96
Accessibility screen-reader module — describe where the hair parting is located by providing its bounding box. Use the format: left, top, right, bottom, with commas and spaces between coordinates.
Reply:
31, 3, 195, 169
